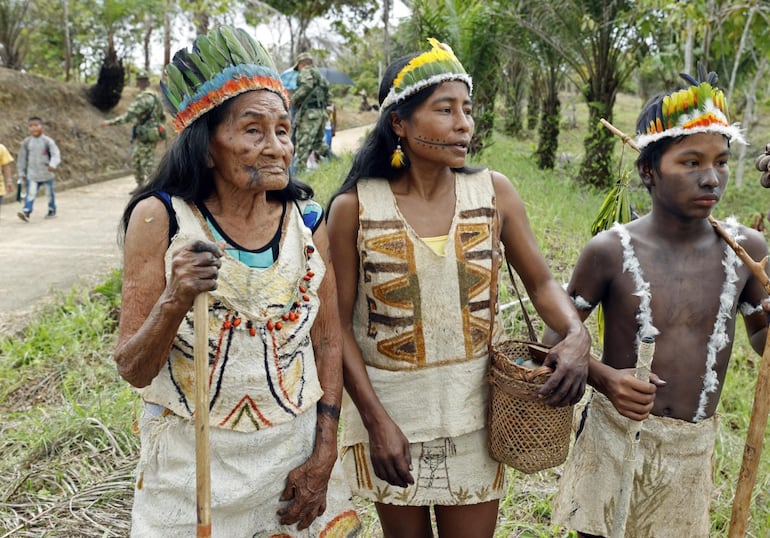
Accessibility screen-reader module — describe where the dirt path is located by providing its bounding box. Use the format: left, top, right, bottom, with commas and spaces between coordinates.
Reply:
0, 125, 372, 335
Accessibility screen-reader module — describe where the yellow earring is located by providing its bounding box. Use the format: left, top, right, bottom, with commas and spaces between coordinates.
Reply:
391, 139, 405, 169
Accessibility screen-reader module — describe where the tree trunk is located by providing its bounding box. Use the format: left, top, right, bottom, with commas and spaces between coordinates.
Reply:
469, 81, 499, 154
382, 0, 391, 67
578, 81, 617, 188
164, 3, 171, 67
536, 92, 560, 169
527, 71, 541, 131
726, 4, 756, 106
62, 0, 71, 81
143, 20, 153, 72
734, 58, 768, 187
502, 60, 527, 138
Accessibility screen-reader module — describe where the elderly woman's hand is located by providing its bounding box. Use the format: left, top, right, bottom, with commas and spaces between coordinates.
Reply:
277, 449, 336, 530
163, 239, 222, 311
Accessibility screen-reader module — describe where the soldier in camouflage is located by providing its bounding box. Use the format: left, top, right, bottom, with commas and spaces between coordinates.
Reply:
101, 71, 165, 185
291, 52, 331, 175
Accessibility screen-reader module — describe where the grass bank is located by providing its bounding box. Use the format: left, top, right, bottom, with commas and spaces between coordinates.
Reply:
2, 119, 770, 536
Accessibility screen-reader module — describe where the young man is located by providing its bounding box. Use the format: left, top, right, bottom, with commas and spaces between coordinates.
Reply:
549, 67, 770, 537
17, 117, 61, 222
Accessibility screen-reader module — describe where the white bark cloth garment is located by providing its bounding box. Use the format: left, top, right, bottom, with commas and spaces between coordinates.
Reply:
551, 391, 717, 538
340, 170, 506, 506
132, 197, 360, 536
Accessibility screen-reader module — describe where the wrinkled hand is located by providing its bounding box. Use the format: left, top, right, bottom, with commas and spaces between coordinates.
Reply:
604, 368, 666, 421
538, 327, 591, 407
368, 416, 414, 487
755, 143, 770, 188
164, 240, 222, 311
277, 452, 335, 530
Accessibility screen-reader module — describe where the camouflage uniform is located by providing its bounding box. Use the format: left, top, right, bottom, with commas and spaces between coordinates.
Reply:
107, 89, 164, 185
292, 66, 330, 175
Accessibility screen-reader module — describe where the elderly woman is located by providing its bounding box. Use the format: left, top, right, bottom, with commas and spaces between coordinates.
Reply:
113, 26, 360, 537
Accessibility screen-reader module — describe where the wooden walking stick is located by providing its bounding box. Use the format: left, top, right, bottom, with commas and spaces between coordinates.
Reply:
708, 217, 770, 538
610, 336, 656, 538
600, 117, 770, 537
193, 292, 212, 537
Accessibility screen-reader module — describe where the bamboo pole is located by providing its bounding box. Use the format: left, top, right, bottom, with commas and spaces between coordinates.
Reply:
600, 117, 770, 537
610, 336, 656, 538
193, 292, 211, 538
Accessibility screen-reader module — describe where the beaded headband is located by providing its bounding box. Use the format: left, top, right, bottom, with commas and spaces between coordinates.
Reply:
380, 37, 473, 110
162, 25, 290, 132
635, 64, 745, 150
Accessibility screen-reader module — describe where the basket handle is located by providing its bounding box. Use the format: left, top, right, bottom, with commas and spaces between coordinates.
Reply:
505, 261, 539, 343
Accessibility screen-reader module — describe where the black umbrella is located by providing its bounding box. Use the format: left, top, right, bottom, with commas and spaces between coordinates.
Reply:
318, 67, 354, 85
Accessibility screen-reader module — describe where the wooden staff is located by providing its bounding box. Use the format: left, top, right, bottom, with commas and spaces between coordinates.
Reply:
601, 117, 770, 537
610, 336, 656, 538
193, 292, 212, 537
708, 217, 770, 538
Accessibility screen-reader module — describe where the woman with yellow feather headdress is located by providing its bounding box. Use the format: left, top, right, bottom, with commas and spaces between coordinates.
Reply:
326, 39, 591, 536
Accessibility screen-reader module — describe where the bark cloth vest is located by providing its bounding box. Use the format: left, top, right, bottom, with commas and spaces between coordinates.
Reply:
341, 169, 504, 447
138, 197, 325, 432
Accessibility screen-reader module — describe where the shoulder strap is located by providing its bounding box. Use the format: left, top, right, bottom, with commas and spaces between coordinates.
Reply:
294, 199, 324, 233
139, 93, 158, 124
152, 191, 178, 243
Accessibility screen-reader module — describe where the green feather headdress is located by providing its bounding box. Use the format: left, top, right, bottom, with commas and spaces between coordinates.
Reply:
635, 63, 745, 149
380, 38, 472, 110
161, 25, 289, 132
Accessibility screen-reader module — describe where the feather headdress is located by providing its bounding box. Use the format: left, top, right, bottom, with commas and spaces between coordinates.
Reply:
162, 25, 289, 132
635, 63, 745, 150
380, 38, 472, 110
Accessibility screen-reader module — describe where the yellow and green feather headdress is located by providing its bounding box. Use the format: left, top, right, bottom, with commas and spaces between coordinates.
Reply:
635, 64, 744, 149
161, 25, 289, 132
380, 38, 472, 110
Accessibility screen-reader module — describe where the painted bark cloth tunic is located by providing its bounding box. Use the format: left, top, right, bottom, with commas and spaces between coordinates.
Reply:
132, 197, 360, 537
340, 169, 506, 506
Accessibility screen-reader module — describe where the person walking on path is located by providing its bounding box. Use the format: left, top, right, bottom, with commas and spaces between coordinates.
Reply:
292, 52, 331, 175
17, 116, 61, 222
327, 38, 590, 537
547, 65, 770, 537
101, 70, 166, 186
0, 143, 14, 219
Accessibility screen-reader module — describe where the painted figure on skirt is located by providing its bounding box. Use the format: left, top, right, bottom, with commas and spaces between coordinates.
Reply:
113, 25, 360, 537
547, 65, 770, 538
326, 38, 590, 538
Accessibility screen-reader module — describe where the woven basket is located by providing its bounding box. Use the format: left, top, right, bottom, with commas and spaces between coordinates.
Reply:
487, 340, 574, 473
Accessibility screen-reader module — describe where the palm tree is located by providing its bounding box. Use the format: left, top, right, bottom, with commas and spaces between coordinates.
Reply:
510, 0, 643, 188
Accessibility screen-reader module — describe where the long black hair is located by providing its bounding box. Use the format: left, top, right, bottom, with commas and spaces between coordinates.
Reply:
330, 52, 476, 206
119, 92, 313, 238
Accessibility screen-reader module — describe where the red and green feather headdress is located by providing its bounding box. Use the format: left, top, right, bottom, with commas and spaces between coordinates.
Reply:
635, 64, 745, 149
162, 26, 290, 132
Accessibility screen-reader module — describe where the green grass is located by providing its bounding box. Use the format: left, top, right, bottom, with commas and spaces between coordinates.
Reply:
3, 99, 770, 536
